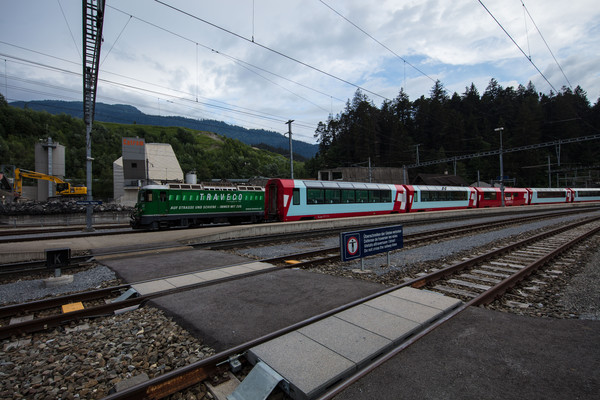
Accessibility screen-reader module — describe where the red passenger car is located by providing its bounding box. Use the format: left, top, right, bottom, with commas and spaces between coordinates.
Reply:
475, 187, 528, 207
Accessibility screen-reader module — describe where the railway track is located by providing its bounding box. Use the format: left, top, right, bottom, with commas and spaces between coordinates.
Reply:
0, 207, 576, 278
1, 210, 598, 339
93, 215, 600, 399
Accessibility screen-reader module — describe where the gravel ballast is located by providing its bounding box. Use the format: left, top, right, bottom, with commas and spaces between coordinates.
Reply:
1, 210, 599, 399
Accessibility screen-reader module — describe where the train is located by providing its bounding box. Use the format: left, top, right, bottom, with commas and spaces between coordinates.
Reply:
130, 178, 600, 229
130, 182, 265, 230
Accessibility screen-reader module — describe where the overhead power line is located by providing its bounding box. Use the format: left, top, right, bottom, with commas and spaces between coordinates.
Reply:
477, 0, 558, 93
520, 0, 572, 89
318, 0, 436, 85
154, 0, 390, 101
407, 134, 599, 169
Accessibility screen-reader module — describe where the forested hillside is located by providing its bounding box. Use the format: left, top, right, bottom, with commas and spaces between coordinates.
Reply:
9, 100, 318, 159
0, 95, 303, 199
307, 79, 600, 187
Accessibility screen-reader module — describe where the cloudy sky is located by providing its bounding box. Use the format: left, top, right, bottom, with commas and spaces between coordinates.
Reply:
1, 0, 599, 143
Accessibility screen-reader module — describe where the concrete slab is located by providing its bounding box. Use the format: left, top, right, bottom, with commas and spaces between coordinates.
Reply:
246, 287, 463, 400
43, 274, 74, 288
132, 280, 176, 296
336, 304, 421, 341
221, 264, 257, 275
387, 287, 462, 311
194, 268, 232, 281
248, 331, 355, 400
298, 316, 391, 364
241, 261, 275, 271
365, 295, 442, 325
165, 274, 206, 287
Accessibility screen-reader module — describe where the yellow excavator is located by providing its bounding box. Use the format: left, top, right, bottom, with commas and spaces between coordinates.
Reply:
13, 168, 87, 198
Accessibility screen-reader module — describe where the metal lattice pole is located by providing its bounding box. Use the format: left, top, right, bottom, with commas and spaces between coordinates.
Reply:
82, 0, 105, 231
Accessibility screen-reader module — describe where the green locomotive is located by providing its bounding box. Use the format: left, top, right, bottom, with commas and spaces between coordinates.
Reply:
130, 183, 265, 230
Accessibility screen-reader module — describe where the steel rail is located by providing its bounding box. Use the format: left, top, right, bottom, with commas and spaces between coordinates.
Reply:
3, 212, 598, 337
101, 215, 600, 400
315, 219, 600, 399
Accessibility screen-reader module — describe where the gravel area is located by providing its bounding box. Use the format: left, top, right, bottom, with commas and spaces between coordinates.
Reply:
0, 210, 598, 399
0, 307, 215, 399
236, 210, 600, 275
0, 266, 118, 305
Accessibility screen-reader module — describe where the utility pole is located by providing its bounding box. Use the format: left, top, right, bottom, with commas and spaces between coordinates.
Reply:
82, 0, 105, 231
495, 127, 505, 207
414, 144, 421, 166
285, 120, 294, 179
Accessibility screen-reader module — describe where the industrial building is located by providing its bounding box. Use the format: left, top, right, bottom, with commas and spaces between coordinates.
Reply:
113, 138, 183, 206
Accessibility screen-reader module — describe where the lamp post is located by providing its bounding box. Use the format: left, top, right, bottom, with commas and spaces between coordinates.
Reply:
495, 127, 505, 207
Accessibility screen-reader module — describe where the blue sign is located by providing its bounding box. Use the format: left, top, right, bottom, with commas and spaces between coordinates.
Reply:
340, 225, 403, 262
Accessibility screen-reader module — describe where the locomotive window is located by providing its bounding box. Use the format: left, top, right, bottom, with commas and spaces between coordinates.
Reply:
160, 191, 167, 202
144, 191, 153, 202
325, 189, 341, 204
342, 189, 356, 203
307, 188, 324, 204
293, 188, 300, 205
483, 192, 497, 200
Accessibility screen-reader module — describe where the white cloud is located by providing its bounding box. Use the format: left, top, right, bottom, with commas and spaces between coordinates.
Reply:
1, 0, 599, 143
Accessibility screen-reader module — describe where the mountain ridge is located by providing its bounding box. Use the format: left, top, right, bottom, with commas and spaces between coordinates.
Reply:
10, 100, 318, 159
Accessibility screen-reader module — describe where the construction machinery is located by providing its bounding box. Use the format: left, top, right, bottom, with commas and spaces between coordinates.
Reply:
13, 168, 87, 198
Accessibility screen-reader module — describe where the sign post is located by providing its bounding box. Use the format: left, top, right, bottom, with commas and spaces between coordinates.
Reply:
340, 225, 403, 270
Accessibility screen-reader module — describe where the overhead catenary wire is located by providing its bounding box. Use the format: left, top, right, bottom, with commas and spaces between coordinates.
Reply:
153, 0, 390, 101
477, 0, 558, 93
0, 51, 316, 140
318, 0, 436, 85
106, 5, 345, 103
520, 0, 573, 89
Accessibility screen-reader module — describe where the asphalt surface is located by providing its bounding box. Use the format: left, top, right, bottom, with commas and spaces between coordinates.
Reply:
334, 306, 600, 400
149, 269, 385, 351
100, 248, 252, 282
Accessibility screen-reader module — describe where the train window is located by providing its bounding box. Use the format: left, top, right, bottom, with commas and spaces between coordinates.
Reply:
537, 191, 565, 198
483, 192, 497, 200
342, 189, 356, 203
421, 190, 468, 202
369, 190, 380, 203
356, 190, 369, 203
144, 191, 153, 202
381, 190, 391, 202
578, 190, 600, 197
325, 189, 341, 204
160, 191, 167, 202
307, 188, 324, 204
293, 188, 300, 205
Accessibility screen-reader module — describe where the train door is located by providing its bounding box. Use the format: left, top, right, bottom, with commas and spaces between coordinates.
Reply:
566, 188, 574, 202
266, 182, 279, 220
157, 190, 169, 214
